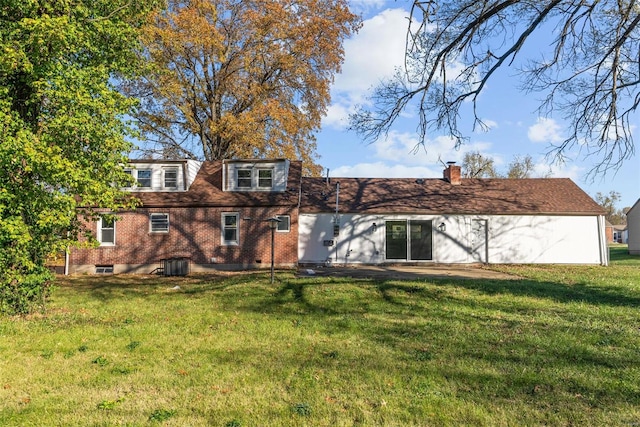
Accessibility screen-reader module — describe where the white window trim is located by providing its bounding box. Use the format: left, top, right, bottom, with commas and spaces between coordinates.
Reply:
236, 169, 252, 189
136, 169, 153, 188
163, 167, 179, 189
221, 212, 240, 245
149, 213, 170, 233
257, 168, 274, 189
98, 216, 115, 246
275, 215, 290, 233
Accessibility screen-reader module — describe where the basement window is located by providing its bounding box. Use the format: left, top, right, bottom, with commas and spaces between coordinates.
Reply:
95, 265, 114, 274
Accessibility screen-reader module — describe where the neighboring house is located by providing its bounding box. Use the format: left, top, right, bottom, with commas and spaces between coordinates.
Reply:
612, 224, 628, 244
69, 160, 609, 274
627, 198, 640, 255
605, 220, 614, 243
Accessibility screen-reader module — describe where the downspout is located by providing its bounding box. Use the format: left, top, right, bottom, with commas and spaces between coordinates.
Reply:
64, 245, 70, 275
335, 181, 340, 263
597, 215, 609, 266
181, 161, 188, 191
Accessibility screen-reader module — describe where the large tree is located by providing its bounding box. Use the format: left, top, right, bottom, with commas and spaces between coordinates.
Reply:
132, 0, 360, 175
595, 191, 627, 224
350, 1, 640, 174
461, 151, 499, 178
462, 151, 548, 178
0, 0, 159, 314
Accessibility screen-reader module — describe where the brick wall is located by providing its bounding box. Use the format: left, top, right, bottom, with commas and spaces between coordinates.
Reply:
70, 206, 299, 273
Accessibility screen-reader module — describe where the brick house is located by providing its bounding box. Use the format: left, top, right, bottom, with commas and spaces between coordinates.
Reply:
70, 159, 301, 274
69, 159, 609, 274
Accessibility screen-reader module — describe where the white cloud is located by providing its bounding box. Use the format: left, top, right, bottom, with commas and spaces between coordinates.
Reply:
349, 0, 387, 13
326, 130, 503, 178
476, 119, 498, 132
331, 162, 442, 178
527, 117, 564, 143
323, 102, 351, 129
334, 8, 408, 96
370, 132, 459, 165
323, 8, 409, 129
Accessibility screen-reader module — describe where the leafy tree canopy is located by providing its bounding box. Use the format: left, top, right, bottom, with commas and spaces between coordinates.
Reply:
350, 0, 639, 175
595, 191, 628, 224
462, 151, 548, 178
130, 0, 361, 176
0, 0, 160, 314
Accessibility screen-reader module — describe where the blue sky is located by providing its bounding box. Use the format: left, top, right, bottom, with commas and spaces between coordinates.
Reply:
314, 0, 640, 210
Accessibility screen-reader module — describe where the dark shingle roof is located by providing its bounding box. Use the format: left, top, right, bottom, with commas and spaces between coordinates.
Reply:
300, 177, 604, 215
134, 160, 302, 208
131, 161, 603, 215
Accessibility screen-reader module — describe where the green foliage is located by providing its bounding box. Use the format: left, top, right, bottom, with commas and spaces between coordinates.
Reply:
97, 397, 125, 410
91, 356, 108, 367
0, 0, 161, 314
595, 191, 627, 225
148, 408, 176, 422
2, 265, 639, 425
125, 340, 141, 351
292, 402, 312, 417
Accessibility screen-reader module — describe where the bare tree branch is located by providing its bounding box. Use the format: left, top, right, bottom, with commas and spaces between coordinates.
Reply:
350, 0, 640, 175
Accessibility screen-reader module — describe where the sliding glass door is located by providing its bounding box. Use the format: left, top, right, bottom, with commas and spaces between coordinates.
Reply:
385, 220, 433, 260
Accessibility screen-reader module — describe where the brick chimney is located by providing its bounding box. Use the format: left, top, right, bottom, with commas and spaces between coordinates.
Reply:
443, 162, 461, 185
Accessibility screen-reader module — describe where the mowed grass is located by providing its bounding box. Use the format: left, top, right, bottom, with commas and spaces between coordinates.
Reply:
1, 250, 639, 426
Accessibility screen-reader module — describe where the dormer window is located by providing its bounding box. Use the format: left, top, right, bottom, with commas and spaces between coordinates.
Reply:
237, 169, 252, 188
164, 167, 178, 188
258, 169, 273, 189
225, 160, 287, 192
137, 170, 152, 188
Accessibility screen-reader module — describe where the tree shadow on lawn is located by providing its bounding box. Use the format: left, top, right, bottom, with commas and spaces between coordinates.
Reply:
249, 275, 640, 319
55, 272, 266, 302
58, 269, 640, 309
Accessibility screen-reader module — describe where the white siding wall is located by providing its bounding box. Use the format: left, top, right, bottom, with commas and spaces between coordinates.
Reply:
185, 160, 203, 189
127, 161, 202, 192
299, 213, 605, 265
224, 160, 289, 192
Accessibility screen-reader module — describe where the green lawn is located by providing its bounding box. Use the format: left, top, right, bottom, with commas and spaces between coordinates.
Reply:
1, 253, 639, 426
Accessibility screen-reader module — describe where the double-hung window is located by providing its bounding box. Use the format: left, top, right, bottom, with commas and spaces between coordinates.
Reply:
98, 216, 115, 246
237, 169, 252, 188
150, 213, 169, 233
257, 169, 273, 189
164, 167, 178, 188
137, 170, 152, 188
222, 213, 239, 245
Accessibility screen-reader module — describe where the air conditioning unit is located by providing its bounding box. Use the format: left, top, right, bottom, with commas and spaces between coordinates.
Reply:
163, 258, 189, 276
